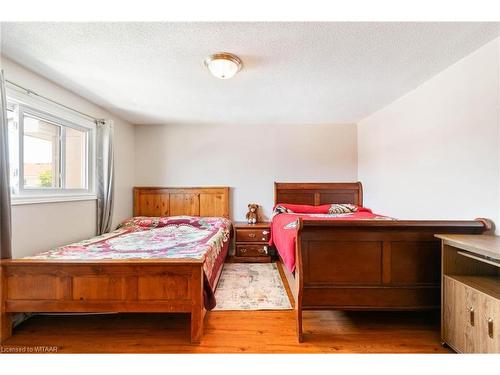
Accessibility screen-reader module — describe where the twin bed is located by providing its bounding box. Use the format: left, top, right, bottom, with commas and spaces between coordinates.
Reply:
0, 187, 230, 344
0, 183, 490, 344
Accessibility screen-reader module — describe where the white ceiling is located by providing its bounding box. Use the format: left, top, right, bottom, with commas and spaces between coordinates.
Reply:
1, 22, 500, 125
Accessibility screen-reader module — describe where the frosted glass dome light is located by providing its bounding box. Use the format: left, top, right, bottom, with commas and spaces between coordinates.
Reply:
204, 52, 242, 79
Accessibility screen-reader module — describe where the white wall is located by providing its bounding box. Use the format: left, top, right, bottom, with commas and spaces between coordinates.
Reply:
358, 38, 500, 230
135, 123, 358, 221
1, 56, 136, 257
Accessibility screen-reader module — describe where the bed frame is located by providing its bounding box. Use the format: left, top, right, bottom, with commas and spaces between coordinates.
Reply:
0, 186, 230, 345
274, 182, 491, 342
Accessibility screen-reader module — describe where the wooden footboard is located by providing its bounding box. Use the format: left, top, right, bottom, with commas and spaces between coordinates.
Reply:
0, 259, 205, 344
291, 219, 490, 342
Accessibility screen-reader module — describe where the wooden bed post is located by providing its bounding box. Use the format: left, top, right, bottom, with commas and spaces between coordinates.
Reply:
0, 264, 12, 344
295, 218, 304, 343
295, 285, 304, 342
0, 313, 12, 344
190, 264, 205, 344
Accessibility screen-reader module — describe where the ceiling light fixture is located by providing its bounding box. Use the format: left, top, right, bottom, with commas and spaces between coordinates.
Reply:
204, 52, 242, 79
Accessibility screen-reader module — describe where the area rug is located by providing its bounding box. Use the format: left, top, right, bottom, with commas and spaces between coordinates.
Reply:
213, 263, 292, 310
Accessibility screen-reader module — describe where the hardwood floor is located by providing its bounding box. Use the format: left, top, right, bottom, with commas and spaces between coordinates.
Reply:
2, 310, 450, 353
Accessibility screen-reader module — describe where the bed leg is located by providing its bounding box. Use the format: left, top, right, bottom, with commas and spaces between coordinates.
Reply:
296, 306, 303, 343
0, 312, 12, 344
190, 265, 204, 344
190, 308, 203, 344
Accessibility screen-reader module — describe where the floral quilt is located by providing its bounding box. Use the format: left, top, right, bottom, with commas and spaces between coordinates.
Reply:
27, 216, 232, 285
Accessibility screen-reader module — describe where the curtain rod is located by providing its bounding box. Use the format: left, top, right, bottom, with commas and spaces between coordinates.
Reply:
5, 79, 104, 123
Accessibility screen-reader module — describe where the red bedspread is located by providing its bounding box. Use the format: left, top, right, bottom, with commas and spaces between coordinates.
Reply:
269, 206, 392, 273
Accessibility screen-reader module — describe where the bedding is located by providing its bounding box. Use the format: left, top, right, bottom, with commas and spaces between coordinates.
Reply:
269, 204, 394, 273
26, 215, 232, 309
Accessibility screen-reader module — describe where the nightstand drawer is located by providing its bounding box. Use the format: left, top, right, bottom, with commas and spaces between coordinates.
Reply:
236, 244, 269, 257
236, 228, 270, 242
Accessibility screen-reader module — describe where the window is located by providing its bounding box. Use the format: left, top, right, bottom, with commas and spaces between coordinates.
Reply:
7, 93, 95, 203
23, 114, 62, 189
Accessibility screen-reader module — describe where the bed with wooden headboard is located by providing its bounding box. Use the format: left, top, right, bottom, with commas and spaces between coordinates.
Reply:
0, 186, 230, 345
273, 182, 490, 342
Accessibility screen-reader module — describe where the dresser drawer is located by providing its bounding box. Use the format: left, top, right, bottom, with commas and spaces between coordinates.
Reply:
236, 228, 270, 242
236, 244, 270, 257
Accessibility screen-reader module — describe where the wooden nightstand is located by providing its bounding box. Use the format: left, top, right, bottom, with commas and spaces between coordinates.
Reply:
232, 222, 271, 263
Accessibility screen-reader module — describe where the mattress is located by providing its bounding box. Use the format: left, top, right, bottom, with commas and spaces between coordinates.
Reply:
26, 215, 232, 309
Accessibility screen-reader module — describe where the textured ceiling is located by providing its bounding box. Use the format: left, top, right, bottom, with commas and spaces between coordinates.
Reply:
1, 22, 500, 125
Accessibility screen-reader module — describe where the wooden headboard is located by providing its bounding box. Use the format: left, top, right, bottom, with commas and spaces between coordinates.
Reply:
133, 187, 230, 218
274, 182, 363, 206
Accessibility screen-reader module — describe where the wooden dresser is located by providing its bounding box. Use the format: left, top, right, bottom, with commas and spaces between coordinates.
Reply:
436, 234, 500, 353
232, 222, 271, 263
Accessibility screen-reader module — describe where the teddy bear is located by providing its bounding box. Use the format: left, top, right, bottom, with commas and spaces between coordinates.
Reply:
246, 203, 259, 224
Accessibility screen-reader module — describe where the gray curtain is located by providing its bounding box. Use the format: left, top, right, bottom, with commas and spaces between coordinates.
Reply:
96, 120, 114, 235
0, 70, 12, 259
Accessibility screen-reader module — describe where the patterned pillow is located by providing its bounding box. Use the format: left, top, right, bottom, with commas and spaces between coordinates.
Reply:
271, 204, 294, 218
328, 204, 358, 214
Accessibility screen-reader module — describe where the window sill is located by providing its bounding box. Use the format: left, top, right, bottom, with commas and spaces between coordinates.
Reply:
11, 194, 98, 206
